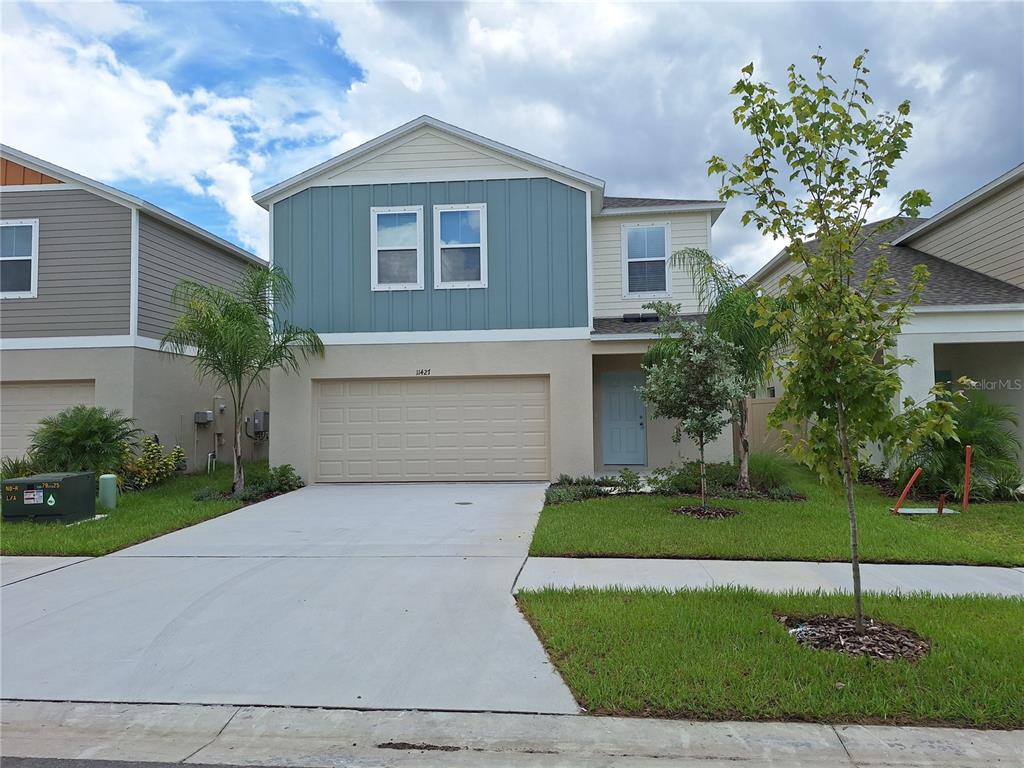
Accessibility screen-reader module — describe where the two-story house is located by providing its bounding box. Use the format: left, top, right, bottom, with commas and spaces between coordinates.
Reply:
254, 116, 730, 482
0, 146, 270, 467
750, 163, 1024, 463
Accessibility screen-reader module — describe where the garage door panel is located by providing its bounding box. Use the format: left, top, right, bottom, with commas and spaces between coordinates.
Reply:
314, 376, 550, 482
1, 380, 96, 458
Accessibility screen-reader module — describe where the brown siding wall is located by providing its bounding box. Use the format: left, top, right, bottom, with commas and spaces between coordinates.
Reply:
137, 213, 251, 339
0, 188, 131, 337
1, 159, 63, 186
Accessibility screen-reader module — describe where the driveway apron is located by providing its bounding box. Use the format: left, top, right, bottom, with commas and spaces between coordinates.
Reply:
0, 484, 578, 714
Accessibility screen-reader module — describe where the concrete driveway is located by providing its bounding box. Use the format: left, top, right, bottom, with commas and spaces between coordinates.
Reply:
0, 484, 577, 714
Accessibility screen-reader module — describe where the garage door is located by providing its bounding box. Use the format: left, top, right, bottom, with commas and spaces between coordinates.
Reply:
315, 376, 549, 482
1, 380, 96, 458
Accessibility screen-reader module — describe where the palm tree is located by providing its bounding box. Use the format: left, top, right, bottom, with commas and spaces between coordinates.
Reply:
161, 266, 324, 494
672, 248, 786, 491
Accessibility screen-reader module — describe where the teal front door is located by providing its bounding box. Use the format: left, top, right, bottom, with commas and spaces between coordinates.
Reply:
601, 371, 647, 465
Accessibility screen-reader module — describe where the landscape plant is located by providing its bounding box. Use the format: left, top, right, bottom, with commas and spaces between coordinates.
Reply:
162, 266, 324, 494
28, 405, 141, 475
895, 392, 1022, 501
640, 307, 746, 514
710, 50, 959, 632
673, 247, 787, 490
119, 437, 187, 491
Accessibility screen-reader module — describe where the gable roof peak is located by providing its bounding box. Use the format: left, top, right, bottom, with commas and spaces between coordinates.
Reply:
252, 116, 605, 208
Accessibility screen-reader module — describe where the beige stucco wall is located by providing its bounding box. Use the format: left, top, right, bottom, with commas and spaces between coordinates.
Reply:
270, 339, 595, 483
0, 345, 268, 471
131, 347, 269, 469
592, 351, 734, 473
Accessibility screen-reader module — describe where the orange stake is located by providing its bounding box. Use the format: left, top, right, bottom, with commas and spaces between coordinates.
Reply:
962, 445, 972, 513
892, 467, 922, 515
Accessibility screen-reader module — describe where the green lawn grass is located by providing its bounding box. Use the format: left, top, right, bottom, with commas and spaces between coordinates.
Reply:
530, 471, 1024, 566
518, 587, 1024, 727
0, 464, 256, 556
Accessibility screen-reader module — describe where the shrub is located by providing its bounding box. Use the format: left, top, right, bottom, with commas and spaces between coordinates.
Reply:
119, 438, 186, 491
617, 467, 642, 493
767, 484, 802, 501
544, 484, 609, 505
1, 454, 37, 480
896, 393, 1022, 501
554, 473, 600, 486
29, 405, 141, 475
649, 462, 735, 495
238, 464, 304, 502
747, 452, 795, 492
857, 463, 888, 483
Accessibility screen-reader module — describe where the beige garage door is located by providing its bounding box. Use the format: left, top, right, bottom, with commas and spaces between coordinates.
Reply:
315, 376, 550, 482
1, 380, 96, 458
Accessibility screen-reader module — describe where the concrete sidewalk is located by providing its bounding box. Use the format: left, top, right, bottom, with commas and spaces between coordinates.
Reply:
515, 557, 1024, 596
2, 700, 1021, 767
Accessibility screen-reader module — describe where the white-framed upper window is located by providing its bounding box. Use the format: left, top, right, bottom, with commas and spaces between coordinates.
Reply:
1, 218, 39, 299
621, 221, 671, 298
370, 206, 424, 291
434, 203, 487, 289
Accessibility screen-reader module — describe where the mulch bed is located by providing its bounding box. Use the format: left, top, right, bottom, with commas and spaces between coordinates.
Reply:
777, 613, 930, 661
672, 505, 740, 519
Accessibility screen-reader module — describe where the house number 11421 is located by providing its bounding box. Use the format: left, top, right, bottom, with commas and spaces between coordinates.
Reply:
416, 369, 431, 376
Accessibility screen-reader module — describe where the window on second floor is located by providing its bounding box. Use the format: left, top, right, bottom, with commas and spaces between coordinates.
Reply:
370, 206, 424, 291
434, 203, 487, 289
1, 219, 39, 299
621, 222, 671, 298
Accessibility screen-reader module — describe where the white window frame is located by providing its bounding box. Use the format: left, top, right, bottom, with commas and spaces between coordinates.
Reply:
621, 221, 671, 299
370, 205, 424, 291
433, 203, 488, 289
0, 218, 40, 299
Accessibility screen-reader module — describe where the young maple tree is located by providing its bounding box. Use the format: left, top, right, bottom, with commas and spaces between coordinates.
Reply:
641, 304, 746, 514
710, 50, 958, 632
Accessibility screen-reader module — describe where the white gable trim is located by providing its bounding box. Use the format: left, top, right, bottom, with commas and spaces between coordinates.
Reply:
253, 115, 605, 208
893, 164, 1024, 246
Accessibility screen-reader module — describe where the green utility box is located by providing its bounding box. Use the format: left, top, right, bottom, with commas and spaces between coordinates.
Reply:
2, 472, 96, 523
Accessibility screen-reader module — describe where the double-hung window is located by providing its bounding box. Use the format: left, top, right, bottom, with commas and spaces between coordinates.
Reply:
622, 222, 670, 298
434, 203, 487, 289
370, 206, 423, 291
1, 219, 39, 299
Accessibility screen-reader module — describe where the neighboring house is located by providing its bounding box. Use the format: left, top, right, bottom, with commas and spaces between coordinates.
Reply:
0, 146, 270, 467
750, 164, 1024, 463
253, 115, 728, 482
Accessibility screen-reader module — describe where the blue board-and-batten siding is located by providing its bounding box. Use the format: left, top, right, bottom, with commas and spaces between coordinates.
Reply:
272, 178, 588, 332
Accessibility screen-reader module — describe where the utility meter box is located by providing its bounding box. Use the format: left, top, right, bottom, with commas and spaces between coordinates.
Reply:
2, 472, 96, 523
253, 409, 269, 436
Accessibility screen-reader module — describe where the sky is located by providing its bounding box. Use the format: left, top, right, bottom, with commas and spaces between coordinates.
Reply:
2, 0, 1021, 273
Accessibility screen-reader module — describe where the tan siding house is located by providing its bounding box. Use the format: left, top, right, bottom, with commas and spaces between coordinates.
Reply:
748, 165, 1024, 465
0, 146, 269, 465
0, 188, 131, 337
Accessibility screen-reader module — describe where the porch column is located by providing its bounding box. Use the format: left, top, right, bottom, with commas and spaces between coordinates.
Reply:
895, 333, 936, 410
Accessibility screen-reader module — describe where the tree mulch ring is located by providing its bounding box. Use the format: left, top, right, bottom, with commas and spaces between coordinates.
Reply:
777, 613, 930, 661
672, 505, 740, 519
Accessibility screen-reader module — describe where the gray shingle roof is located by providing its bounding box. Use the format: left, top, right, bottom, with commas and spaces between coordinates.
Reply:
602, 196, 720, 209
799, 217, 1024, 306
592, 314, 705, 335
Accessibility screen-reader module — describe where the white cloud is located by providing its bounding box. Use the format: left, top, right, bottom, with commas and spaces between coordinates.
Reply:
2, 0, 1020, 274
0, 6, 270, 256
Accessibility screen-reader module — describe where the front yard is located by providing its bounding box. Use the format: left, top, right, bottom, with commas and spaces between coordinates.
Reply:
531, 470, 1024, 566
0, 465, 251, 556
519, 587, 1024, 727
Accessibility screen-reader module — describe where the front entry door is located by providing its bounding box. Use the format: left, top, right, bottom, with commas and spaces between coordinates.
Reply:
601, 370, 646, 465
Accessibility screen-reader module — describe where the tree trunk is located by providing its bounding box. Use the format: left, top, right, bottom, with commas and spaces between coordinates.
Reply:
835, 398, 864, 634
229, 383, 245, 496
232, 416, 245, 495
699, 437, 708, 514
736, 398, 751, 492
